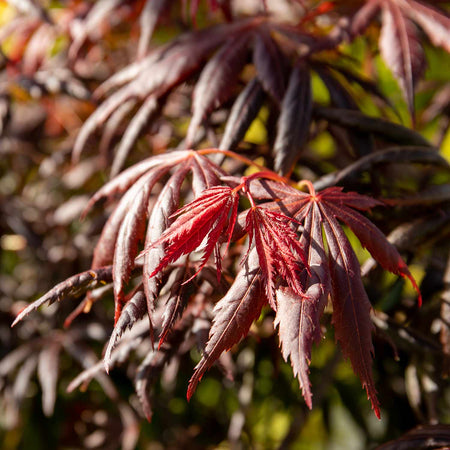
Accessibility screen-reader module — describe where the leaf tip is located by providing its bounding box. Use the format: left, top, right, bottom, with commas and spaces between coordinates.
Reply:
187, 369, 203, 402
104, 359, 111, 375
11, 307, 27, 327
373, 403, 381, 420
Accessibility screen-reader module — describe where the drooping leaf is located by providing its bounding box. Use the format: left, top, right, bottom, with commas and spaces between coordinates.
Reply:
274, 61, 312, 174
37, 340, 61, 416
140, 150, 228, 321
73, 25, 232, 160
350, 0, 381, 37
142, 166, 189, 327
105, 285, 147, 371
380, 1, 425, 116
12, 267, 113, 326
319, 188, 422, 303
258, 181, 421, 414
111, 170, 164, 318
325, 63, 396, 112
219, 78, 265, 151
137, 0, 169, 59
313, 107, 431, 147
186, 31, 252, 146
401, 0, 450, 52
158, 266, 192, 348
253, 26, 287, 104
135, 350, 158, 422
314, 146, 448, 190
99, 99, 136, 162
275, 201, 330, 408
316, 66, 374, 157
13, 354, 38, 406
320, 205, 380, 418
84, 151, 192, 214
86, 152, 201, 304
91, 165, 170, 271
187, 248, 266, 399
110, 96, 160, 177
190, 154, 223, 195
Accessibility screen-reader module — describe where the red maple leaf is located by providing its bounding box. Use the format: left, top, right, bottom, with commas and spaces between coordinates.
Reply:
146, 185, 240, 281
271, 181, 421, 418
245, 207, 308, 309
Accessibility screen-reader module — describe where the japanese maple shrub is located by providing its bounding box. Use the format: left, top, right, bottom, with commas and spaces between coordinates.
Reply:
3, 0, 449, 444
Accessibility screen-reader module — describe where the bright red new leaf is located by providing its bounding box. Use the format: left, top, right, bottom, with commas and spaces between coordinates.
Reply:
245, 207, 308, 309
146, 185, 240, 280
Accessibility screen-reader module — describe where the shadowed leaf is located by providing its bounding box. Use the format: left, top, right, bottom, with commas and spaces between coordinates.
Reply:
274, 62, 312, 174
187, 31, 252, 146
313, 107, 431, 147
253, 26, 287, 104
219, 78, 265, 151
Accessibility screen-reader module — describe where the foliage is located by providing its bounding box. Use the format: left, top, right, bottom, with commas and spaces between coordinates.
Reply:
1, 0, 450, 448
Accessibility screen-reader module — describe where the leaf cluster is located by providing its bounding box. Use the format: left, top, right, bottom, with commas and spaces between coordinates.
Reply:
1, 0, 450, 448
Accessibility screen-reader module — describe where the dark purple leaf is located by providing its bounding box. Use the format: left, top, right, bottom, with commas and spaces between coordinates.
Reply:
350, 0, 381, 37
143, 166, 190, 325
253, 26, 287, 104
112, 169, 166, 321
186, 31, 252, 146
274, 61, 312, 174
219, 78, 265, 151
312, 106, 431, 147
316, 67, 374, 157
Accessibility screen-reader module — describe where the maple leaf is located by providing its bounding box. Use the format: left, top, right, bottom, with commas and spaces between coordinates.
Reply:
271, 181, 422, 418
145, 185, 239, 281
82, 150, 225, 323
245, 207, 308, 309
350, 0, 450, 116
275, 201, 329, 409
379, 1, 425, 117
187, 248, 267, 399
274, 61, 312, 174
219, 77, 265, 151
11, 267, 114, 327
